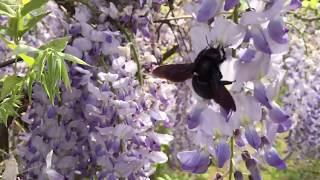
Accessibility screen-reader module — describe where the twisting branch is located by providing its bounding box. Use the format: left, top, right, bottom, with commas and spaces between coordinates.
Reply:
0, 58, 23, 69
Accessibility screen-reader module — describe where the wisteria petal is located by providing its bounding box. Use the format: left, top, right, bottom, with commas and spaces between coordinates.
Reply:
224, 0, 239, 11
177, 150, 210, 174
239, 48, 256, 63
264, 148, 286, 170
234, 52, 271, 82
246, 159, 261, 180
234, 171, 243, 180
254, 82, 272, 109
252, 29, 272, 54
287, 0, 302, 10
267, 19, 288, 44
197, 0, 222, 22
277, 119, 292, 133
245, 127, 261, 150
269, 103, 289, 123
211, 17, 246, 48
215, 141, 230, 168
188, 103, 206, 129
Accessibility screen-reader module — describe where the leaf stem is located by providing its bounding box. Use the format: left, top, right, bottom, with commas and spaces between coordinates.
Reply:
232, 4, 239, 57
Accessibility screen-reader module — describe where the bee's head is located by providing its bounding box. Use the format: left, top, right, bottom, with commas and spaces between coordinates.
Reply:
194, 45, 225, 65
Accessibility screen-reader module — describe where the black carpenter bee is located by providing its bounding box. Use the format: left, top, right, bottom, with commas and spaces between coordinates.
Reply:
153, 45, 236, 113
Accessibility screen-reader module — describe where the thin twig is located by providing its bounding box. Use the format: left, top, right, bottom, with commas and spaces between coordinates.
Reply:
287, 11, 320, 22
153, 15, 193, 23
0, 58, 23, 69
161, 44, 179, 64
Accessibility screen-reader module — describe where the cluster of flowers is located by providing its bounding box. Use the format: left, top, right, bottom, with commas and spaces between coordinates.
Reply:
173, 0, 301, 178
17, 0, 178, 179
12, 0, 302, 179
282, 17, 320, 159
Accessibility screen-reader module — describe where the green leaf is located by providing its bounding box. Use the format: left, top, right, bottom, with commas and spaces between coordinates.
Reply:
14, 44, 39, 54
310, 0, 318, 9
6, 17, 18, 38
39, 37, 70, 52
0, 2, 15, 17
0, 90, 22, 126
18, 53, 35, 66
18, 11, 50, 38
58, 52, 90, 66
60, 61, 71, 90
0, 75, 23, 100
0, 33, 15, 47
20, 0, 48, 17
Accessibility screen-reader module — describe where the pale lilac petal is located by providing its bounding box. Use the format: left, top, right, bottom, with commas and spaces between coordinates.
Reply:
147, 151, 168, 163
240, 11, 267, 25
46, 169, 64, 180
74, 5, 91, 22
288, 0, 302, 10
234, 52, 270, 82
252, 30, 272, 54
189, 25, 210, 53
215, 141, 230, 168
224, 0, 239, 11
177, 150, 210, 174
72, 37, 92, 51
211, 17, 245, 48
232, 94, 262, 123
64, 45, 82, 59
254, 82, 272, 109
267, 20, 288, 44
277, 119, 292, 133
245, 128, 261, 150
269, 105, 289, 123
239, 48, 256, 63
188, 104, 206, 129
264, 148, 286, 170
197, 0, 221, 22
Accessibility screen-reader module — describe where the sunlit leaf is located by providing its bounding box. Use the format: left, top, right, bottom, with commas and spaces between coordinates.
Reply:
20, 0, 48, 17
0, 75, 23, 100
39, 37, 70, 52
58, 52, 90, 66
18, 53, 35, 66
0, 2, 15, 17
14, 44, 39, 54
18, 11, 50, 38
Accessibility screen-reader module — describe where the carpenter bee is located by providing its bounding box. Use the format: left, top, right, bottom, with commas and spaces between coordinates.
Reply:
153, 45, 236, 113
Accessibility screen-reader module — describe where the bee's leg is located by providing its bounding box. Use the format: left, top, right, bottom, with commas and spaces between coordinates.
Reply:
220, 80, 235, 85
221, 46, 226, 60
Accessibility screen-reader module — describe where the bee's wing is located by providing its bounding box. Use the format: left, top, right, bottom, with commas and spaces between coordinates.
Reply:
152, 63, 195, 82
211, 83, 236, 113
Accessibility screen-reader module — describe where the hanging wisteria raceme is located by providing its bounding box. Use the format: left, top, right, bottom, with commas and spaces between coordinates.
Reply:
281, 15, 320, 159
174, 0, 301, 178
17, 1, 179, 179
13, 0, 302, 179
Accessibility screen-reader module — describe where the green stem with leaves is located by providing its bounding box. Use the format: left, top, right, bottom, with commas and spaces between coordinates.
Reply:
228, 4, 239, 179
